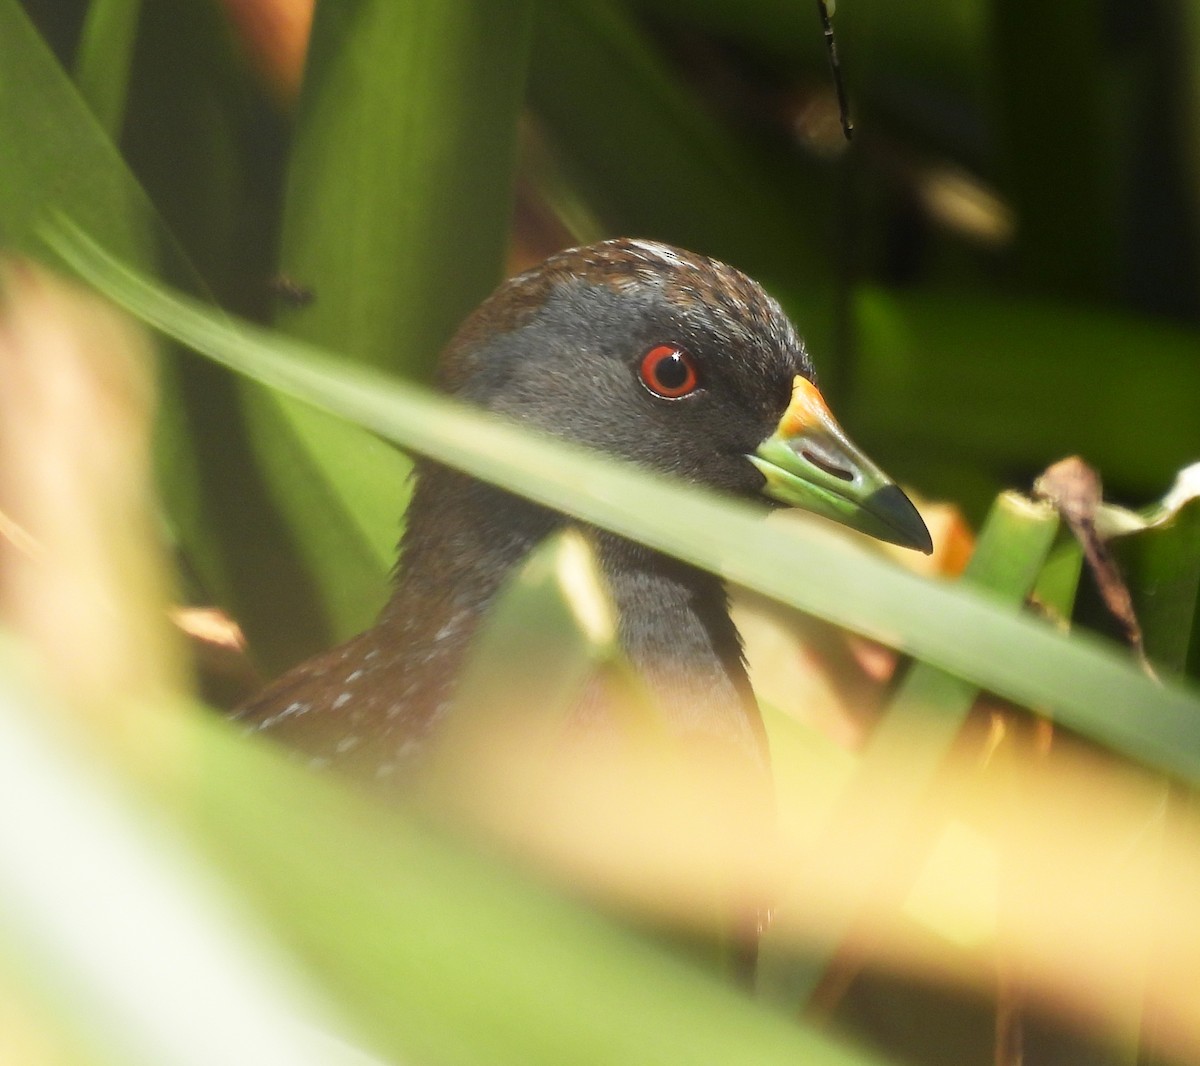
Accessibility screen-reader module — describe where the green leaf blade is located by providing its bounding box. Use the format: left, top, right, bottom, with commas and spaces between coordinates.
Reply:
50, 224, 1200, 789
278, 0, 534, 380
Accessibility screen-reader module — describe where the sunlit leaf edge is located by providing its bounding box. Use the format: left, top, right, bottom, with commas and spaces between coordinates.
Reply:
47, 220, 1200, 786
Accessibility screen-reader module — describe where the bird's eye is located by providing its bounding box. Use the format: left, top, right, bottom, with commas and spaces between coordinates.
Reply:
638, 345, 699, 399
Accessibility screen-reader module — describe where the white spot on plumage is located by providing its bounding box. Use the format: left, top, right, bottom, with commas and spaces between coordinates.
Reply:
253, 699, 309, 731
626, 239, 685, 268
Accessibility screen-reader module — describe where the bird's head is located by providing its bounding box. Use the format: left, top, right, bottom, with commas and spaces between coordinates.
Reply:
439, 238, 932, 554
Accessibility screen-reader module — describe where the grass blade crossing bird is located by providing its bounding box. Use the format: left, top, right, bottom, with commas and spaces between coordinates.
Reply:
238, 239, 931, 782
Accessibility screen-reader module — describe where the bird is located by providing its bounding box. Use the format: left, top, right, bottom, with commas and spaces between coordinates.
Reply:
237, 238, 931, 785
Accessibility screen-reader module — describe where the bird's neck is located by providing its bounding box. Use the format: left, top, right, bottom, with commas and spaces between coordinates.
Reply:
381, 468, 763, 760
376, 468, 557, 730
589, 532, 765, 760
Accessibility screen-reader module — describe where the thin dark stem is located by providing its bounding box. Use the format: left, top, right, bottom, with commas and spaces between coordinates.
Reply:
817, 0, 854, 140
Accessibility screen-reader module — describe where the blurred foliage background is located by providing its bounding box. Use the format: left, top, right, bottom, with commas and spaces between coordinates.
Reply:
1, 1, 1200, 1065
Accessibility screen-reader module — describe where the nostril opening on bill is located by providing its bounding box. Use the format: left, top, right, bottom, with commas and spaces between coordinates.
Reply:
801, 447, 854, 482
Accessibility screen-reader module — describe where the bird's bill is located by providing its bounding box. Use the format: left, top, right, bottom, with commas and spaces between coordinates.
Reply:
749, 376, 934, 554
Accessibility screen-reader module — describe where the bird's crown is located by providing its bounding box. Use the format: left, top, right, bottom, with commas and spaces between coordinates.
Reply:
438, 238, 806, 393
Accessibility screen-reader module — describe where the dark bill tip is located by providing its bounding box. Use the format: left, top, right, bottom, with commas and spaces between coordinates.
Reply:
867, 483, 934, 555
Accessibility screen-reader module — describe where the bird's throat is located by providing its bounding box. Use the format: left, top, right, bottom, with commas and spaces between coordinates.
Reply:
587, 532, 767, 763
382, 473, 766, 763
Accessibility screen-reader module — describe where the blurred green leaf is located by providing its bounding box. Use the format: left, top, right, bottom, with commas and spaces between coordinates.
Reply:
247, 0, 536, 652
178, 704, 891, 1066
756, 490, 1061, 1006
0, 655, 347, 1066
278, 0, 534, 380
0, 0, 302, 664
0, 0, 249, 625
0, 642, 892, 1066
0, 1, 468, 663
236, 396, 409, 642
107, 0, 350, 666
1102, 461, 1200, 1065
1032, 540, 1085, 620
1111, 470, 1200, 677
0, 0, 156, 269
72, 0, 142, 135
850, 287, 1200, 500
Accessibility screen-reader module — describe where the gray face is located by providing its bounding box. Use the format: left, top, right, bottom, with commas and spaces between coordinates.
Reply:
440, 239, 814, 499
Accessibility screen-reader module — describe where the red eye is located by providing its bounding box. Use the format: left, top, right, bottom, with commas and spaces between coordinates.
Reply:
638, 345, 699, 399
